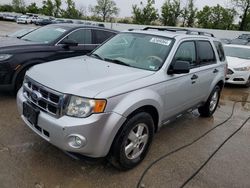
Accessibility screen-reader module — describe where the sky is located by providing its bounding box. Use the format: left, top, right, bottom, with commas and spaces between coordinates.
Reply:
0, 0, 231, 17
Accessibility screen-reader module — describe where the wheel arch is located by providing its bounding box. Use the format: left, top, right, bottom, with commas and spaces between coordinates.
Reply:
12, 59, 45, 84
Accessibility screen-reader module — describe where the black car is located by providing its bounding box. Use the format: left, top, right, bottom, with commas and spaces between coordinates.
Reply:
0, 24, 118, 92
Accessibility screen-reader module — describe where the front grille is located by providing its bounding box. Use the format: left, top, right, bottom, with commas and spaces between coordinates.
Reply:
227, 69, 234, 75
23, 77, 65, 117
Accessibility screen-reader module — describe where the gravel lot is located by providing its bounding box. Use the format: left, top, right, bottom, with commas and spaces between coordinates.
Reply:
0, 21, 250, 188
0, 21, 38, 36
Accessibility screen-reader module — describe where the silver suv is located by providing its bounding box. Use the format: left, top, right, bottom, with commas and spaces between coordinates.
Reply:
17, 27, 227, 170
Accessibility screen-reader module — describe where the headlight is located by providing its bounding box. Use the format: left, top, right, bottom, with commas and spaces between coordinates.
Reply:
0, 54, 12, 61
66, 96, 107, 118
234, 66, 250, 71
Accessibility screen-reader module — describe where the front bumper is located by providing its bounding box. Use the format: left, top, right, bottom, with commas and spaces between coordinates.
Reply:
17, 88, 126, 158
226, 70, 250, 85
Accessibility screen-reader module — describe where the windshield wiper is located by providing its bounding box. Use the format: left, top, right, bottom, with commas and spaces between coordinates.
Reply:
90, 53, 104, 60
104, 58, 131, 67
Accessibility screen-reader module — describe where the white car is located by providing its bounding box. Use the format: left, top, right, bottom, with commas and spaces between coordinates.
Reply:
16, 15, 31, 24
224, 44, 250, 87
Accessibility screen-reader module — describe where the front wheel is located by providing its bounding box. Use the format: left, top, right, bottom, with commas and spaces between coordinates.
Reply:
109, 112, 154, 170
198, 85, 221, 117
15, 69, 27, 93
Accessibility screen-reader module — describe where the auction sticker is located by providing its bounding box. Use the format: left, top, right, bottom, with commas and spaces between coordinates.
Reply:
150, 38, 171, 46
56, 28, 66, 33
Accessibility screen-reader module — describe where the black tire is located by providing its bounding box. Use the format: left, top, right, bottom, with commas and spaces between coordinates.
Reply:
15, 69, 27, 93
109, 112, 154, 170
198, 85, 221, 117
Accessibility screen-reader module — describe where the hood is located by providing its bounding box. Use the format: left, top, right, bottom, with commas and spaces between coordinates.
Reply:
26, 56, 155, 98
0, 37, 41, 47
226, 56, 250, 69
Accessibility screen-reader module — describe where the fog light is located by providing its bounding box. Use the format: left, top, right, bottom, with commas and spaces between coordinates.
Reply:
68, 134, 86, 148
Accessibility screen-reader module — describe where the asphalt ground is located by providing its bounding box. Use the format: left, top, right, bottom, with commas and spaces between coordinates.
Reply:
0, 21, 250, 188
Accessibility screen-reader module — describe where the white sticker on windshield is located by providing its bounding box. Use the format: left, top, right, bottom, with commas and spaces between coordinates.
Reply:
56, 28, 66, 33
150, 38, 171, 46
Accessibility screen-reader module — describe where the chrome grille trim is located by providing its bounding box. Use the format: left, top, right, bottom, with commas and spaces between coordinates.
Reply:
23, 77, 65, 118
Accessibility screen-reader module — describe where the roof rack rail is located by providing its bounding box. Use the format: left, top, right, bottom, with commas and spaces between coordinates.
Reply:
142, 27, 215, 37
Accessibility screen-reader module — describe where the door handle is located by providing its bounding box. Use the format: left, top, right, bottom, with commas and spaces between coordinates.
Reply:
213, 69, 219, 73
191, 74, 198, 80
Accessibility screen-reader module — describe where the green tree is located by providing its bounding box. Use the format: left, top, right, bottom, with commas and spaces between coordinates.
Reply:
186, 0, 197, 27
132, 0, 158, 25
54, 0, 62, 17
62, 0, 82, 19
196, 5, 236, 29
231, 0, 250, 30
91, 0, 119, 22
0, 4, 13, 12
26, 3, 40, 14
12, 0, 26, 13
41, 0, 54, 16
161, 0, 181, 26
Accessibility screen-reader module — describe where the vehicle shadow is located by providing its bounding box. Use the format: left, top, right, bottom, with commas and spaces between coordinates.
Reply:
0, 91, 16, 99
224, 83, 249, 89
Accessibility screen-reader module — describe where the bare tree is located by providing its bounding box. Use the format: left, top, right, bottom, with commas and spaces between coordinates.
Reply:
91, 0, 119, 22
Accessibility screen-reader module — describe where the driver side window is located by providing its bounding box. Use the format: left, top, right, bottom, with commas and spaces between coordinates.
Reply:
174, 41, 197, 67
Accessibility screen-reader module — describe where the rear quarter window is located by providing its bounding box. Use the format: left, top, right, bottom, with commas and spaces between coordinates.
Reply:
197, 41, 216, 65
214, 41, 226, 61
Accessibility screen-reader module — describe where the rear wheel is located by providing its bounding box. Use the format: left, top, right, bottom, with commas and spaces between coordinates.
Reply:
109, 112, 154, 170
198, 85, 221, 117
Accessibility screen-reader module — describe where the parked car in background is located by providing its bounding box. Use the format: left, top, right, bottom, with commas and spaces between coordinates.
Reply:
238, 34, 250, 42
4, 14, 17, 22
0, 24, 118, 92
220, 38, 231, 44
224, 44, 250, 87
16, 15, 31, 24
73, 20, 84, 24
52, 19, 65, 24
35, 18, 53, 26
64, 20, 74, 23
17, 27, 226, 170
231, 38, 248, 45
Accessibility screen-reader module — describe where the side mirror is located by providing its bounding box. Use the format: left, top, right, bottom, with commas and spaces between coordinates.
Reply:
60, 39, 78, 48
168, 60, 190, 74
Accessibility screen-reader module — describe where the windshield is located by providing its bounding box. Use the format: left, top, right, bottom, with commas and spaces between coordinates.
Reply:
224, 46, 250, 59
91, 33, 174, 71
21, 26, 68, 43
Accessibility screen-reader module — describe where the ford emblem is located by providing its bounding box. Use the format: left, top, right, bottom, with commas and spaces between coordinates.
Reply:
31, 91, 42, 101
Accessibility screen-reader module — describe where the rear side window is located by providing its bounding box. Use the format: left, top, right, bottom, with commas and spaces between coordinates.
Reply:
174, 41, 197, 67
64, 29, 92, 44
93, 30, 115, 44
214, 41, 226, 61
197, 41, 216, 65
